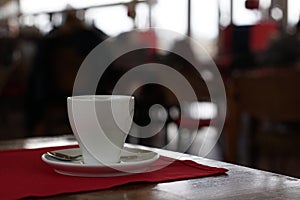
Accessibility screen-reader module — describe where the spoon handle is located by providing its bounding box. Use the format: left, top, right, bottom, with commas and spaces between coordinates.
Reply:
47, 151, 81, 161
47, 151, 139, 162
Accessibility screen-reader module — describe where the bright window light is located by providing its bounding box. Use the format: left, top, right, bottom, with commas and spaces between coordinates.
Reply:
85, 6, 133, 37
288, 0, 300, 25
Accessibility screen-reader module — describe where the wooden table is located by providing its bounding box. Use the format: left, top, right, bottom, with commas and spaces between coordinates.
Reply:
1, 135, 299, 200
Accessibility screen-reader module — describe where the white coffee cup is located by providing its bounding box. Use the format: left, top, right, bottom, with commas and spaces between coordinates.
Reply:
67, 95, 134, 165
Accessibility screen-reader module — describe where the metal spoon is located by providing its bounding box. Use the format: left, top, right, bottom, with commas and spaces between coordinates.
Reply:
46, 151, 139, 162
47, 151, 82, 161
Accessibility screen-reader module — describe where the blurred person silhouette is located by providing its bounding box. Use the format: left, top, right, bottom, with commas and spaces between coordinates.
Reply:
26, 9, 108, 136
108, 35, 165, 146
261, 19, 300, 67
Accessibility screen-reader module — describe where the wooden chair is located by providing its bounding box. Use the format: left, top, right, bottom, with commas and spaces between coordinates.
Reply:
226, 68, 300, 176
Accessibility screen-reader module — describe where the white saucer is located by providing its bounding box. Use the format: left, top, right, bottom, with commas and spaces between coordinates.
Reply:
42, 147, 159, 177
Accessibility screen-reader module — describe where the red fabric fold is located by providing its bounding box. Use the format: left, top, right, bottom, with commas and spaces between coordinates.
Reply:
0, 146, 227, 199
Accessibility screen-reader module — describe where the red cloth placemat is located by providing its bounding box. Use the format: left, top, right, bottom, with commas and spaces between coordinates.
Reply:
0, 146, 227, 199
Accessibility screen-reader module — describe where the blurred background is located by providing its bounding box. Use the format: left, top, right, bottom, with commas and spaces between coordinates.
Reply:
0, 0, 300, 177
